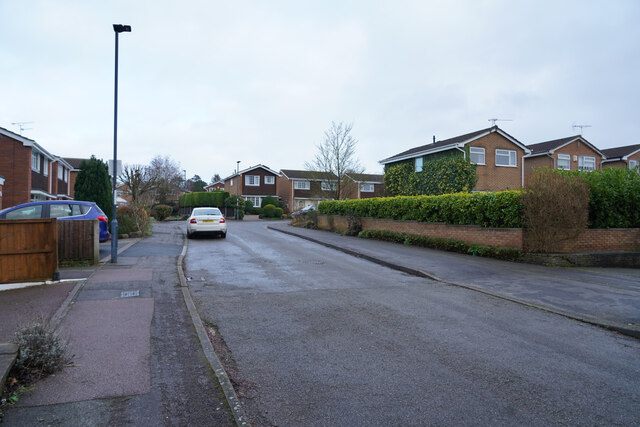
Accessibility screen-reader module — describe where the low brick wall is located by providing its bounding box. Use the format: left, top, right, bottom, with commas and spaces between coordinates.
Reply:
318, 214, 640, 253
318, 214, 524, 249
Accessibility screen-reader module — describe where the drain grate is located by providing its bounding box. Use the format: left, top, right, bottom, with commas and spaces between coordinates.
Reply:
120, 290, 140, 298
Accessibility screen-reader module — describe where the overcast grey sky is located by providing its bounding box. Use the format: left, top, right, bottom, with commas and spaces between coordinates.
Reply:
1, 1, 639, 181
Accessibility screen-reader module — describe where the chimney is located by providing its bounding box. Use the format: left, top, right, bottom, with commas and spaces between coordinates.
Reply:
433, 135, 436, 144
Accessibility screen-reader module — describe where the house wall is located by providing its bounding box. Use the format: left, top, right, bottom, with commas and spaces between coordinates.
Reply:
603, 160, 627, 168
523, 155, 553, 184
317, 214, 640, 253
468, 133, 527, 191
554, 140, 603, 171
276, 176, 294, 213
241, 168, 277, 196
0, 176, 4, 209
0, 134, 32, 207
69, 170, 78, 197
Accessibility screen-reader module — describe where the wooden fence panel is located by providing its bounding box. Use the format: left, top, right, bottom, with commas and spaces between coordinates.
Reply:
0, 219, 58, 284
57, 220, 99, 264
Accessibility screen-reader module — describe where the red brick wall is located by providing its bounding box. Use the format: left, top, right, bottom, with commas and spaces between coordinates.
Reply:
241, 169, 277, 196
318, 214, 640, 253
555, 140, 603, 171
523, 155, 553, 185
469, 133, 527, 191
0, 135, 32, 207
0, 178, 3, 209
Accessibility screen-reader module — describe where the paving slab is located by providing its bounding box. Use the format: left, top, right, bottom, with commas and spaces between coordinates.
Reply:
88, 268, 153, 283
17, 298, 154, 406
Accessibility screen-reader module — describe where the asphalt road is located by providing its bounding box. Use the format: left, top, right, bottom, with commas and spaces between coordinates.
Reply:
185, 220, 640, 426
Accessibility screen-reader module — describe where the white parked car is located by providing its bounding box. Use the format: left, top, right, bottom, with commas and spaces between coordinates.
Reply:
186, 207, 227, 239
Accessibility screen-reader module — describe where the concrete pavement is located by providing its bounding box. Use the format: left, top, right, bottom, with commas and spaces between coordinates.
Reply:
1, 223, 235, 426
268, 222, 640, 338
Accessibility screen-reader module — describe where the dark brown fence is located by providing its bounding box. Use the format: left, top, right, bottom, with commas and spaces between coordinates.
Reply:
0, 219, 58, 284
58, 220, 99, 264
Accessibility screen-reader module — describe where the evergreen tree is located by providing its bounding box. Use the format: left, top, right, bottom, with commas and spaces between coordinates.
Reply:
74, 156, 114, 221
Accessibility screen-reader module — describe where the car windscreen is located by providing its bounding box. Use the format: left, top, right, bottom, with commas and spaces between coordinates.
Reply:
3, 205, 43, 219
194, 208, 222, 216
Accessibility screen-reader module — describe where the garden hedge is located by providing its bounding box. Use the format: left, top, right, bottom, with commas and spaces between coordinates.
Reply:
179, 191, 229, 208
318, 191, 523, 228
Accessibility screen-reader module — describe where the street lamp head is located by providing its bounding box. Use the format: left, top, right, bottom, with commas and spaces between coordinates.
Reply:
113, 24, 132, 33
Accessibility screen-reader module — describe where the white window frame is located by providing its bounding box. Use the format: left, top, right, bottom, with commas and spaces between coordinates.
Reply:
31, 152, 40, 172
229, 178, 233, 186
557, 154, 571, 170
43, 159, 49, 176
294, 180, 310, 190
415, 157, 423, 172
495, 149, 517, 167
321, 181, 336, 191
360, 183, 374, 192
246, 196, 261, 207
64, 169, 68, 182
629, 159, 639, 171
578, 156, 596, 171
469, 147, 485, 165
245, 175, 260, 186
264, 175, 275, 185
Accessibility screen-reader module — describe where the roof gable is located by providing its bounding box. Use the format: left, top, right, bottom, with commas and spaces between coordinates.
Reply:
280, 169, 337, 180
346, 173, 384, 183
379, 126, 529, 165
224, 164, 280, 180
526, 136, 604, 157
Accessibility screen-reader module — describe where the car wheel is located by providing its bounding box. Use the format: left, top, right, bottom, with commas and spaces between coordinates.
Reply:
187, 232, 193, 239
220, 232, 227, 239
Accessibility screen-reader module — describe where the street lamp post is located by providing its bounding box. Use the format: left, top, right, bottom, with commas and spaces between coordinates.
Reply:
236, 161, 240, 220
111, 23, 131, 264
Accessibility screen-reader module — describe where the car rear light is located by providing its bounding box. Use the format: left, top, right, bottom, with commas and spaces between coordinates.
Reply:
220, 218, 226, 223
97, 215, 108, 223
190, 218, 197, 223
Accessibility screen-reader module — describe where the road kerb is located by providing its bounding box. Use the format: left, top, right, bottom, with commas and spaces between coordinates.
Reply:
177, 228, 251, 426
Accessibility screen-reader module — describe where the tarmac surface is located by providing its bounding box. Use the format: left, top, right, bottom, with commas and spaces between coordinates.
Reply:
1, 219, 639, 425
268, 223, 640, 337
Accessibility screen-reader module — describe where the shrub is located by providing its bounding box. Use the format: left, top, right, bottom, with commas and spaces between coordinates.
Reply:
572, 167, 640, 228
318, 191, 523, 228
359, 229, 522, 261
261, 196, 283, 209
224, 195, 245, 219
180, 191, 229, 208
152, 204, 173, 221
274, 207, 284, 218
346, 215, 362, 236
261, 204, 276, 218
384, 154, 477, 196
116, 205, 150, 234
522, 168, 590, 252
12, 321, 70, 381
244, 200, 254, 214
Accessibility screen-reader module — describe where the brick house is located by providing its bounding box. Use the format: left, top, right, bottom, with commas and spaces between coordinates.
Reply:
204, 181, 225, 192
379, 126, 531, 191
0, 175, 4, 209
223, 164, 280, 208
343, 173, 385, 199
277, 169, 337, 213
601, 144, 640, 173
0, 126, 73, 208
524, 135, 604, 184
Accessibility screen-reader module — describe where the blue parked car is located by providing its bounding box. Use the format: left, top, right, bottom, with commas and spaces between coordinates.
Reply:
0, 200, 111, 242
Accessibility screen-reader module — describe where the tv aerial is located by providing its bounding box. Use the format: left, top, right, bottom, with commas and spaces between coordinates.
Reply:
488, 118, 513, 126
11, 121, 34, 134
572, 123, 592, 135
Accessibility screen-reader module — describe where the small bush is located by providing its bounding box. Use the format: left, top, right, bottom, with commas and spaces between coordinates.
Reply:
523, 168, 590, 253
116, 205, 150, 235
244, 200, 254, 214
345, 215, 362, 236
12, 322, 70, 381
224, 195, 245, 219
359, 229, 522, 261
261, 196, 283, 209
152, 204, 173, 221
261, 204, 276, 218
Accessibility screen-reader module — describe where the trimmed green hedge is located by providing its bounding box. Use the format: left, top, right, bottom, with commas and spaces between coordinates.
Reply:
318, 191, 523, 228
359, 230, 523, 261
179, 191, 229, 208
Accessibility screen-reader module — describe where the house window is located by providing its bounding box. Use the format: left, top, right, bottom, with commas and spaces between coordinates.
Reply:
578, 156, 596, 171
629, 159, 639, 172
360, 183, 374, 192
469, 147, 485, 165
495, 149, 517, 167
557, 154, 571, 170
229, 178, 233, 186
246, 175, 260, 186
415, 157, 423, 172
43, 160, 49, 176
294, 180, 310, 190
321, 181, 336, 191
58, 166, 63, 180
246, 196, 261, 207
265, 176, 275, 185
31, 152, 41, 172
